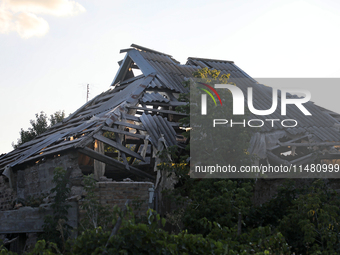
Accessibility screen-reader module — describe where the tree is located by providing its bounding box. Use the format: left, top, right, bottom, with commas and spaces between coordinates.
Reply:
160, 68, 256, 231
189, 67, 254, 178
49, 111, 66, 127
12, 110, 65, 148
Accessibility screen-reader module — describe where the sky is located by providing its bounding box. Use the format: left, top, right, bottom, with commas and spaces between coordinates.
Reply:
1, 0, 340, 154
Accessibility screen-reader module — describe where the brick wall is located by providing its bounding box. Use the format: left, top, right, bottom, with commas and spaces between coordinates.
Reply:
0, 176, 16, 210
96, 182, 154, 215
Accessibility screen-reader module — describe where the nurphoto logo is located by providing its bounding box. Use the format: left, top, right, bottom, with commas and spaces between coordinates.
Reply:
198, 82, 312, 128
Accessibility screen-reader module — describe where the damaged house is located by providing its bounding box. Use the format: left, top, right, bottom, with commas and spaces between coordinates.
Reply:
1, 44, 340, 250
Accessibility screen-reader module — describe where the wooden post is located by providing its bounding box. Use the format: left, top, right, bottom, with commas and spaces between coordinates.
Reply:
94, 139, 106, 180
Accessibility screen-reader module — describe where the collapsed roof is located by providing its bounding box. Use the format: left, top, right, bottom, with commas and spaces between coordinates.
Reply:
1, 44, 340, 180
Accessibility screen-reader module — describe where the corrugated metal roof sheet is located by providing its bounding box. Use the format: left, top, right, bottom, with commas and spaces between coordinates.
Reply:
141, 92, 170, 103
0, 74, 157, 170
140, 113, 177, 147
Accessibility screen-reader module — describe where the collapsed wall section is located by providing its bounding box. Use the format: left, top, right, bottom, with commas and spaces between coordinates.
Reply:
0, 151, 84, 211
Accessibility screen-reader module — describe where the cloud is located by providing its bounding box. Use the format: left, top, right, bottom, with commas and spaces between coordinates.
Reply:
13, 12, 49, 38
0, 0, 85, 38
9, 0, 86, 16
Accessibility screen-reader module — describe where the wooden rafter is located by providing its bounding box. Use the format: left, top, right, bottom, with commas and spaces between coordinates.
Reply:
78, 147, 154, 180
93, 133, 144, 161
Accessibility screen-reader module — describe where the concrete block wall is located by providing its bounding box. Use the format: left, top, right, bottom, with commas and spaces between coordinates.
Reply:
0, 176, 16, 210
95, 182, 154, 215
19, 152, 83, 200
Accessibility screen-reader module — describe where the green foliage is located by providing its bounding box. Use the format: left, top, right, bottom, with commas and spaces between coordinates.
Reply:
205, 222, 290, 254
247, 179, 340, 254
40, 167, 71, 251
183, 179, 253, 235
192, 67, 232, 83
279, 179, 340, 254
0, 240, 15, 255
158, 67, 290, 253
161, 67, 255, 229
248, 180, 300, 228
69, 208, 230, 255
79, 175, 113, 231
49, 111, 66, 127
189, 68, 254, 178
66, 207, 290, 255
67, 226, 110, 254
26, 240, 61, 255
239, 226, 290, 254
13, 110, 65, 148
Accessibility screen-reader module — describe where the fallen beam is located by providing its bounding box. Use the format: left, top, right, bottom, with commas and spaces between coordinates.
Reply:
102, 126, 146, 140
279, 142, 340, 147
78, 147, 154, 180
93, 133, 144, 161
128, 106, 187, 116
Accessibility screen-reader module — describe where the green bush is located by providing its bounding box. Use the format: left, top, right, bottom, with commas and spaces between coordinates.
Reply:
279, 179, 340, 254
66, 207, 290, 255
40, 167, 71, 251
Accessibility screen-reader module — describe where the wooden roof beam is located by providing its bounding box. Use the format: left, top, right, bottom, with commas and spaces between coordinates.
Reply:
78, 147, 154, 180
93, 133, 144, 161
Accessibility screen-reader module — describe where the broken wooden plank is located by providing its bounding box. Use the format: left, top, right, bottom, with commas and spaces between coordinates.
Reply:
129, 140, 143, 165
268, 135, 310, 151
113, 121, 146, 131
78, 147, 126, 170
279, 142, 340, 147
142, 101, 187, 107
128, 106, 187, 116
78, 147, 154, 180
125, 139, 145, 144
93, 133, 144, 161
290, 153, 316, 165
102, 126, 146, 140
319, 153, 340, 159
122, 112, 140, 122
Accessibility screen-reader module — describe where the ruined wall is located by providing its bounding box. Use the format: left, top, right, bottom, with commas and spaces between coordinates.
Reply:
95, 182, 154, 215
0, 202, 78, 234
17, 152, 83, 201
0, 176, 16, 210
